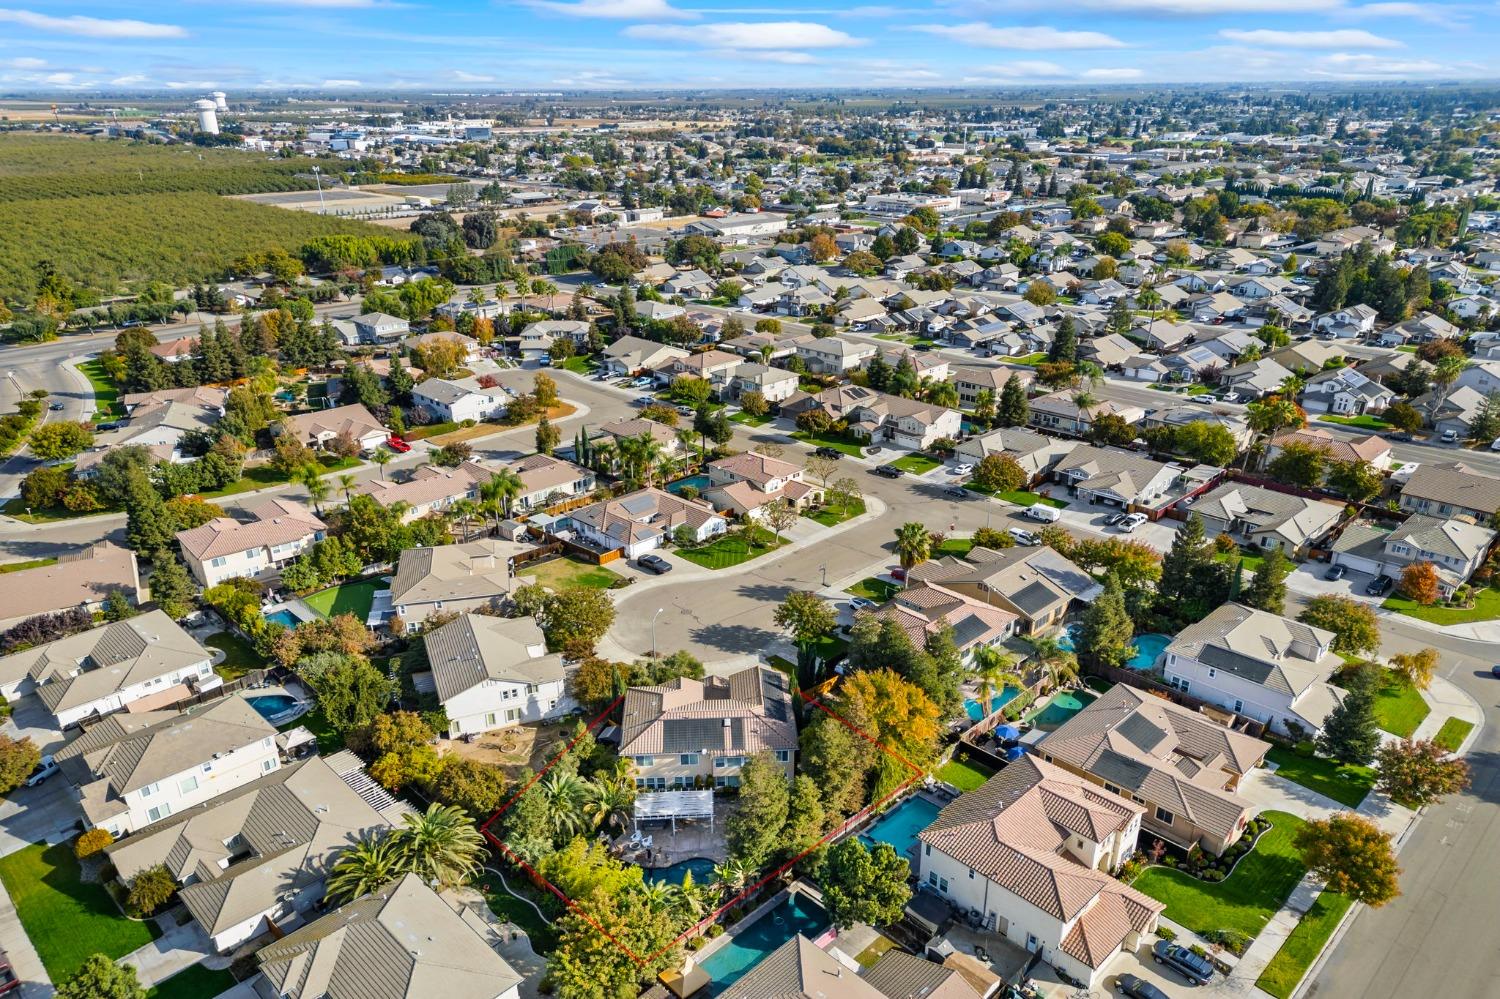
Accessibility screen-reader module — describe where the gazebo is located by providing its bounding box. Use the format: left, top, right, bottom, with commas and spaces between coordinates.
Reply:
633, 789, 715, 834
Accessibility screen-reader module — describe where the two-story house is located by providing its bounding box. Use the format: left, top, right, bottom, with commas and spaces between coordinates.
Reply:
916, 757, 1163, 990
1038, 685, 1270, 855
1299, 367, 1394, 416
355, 460, 491, 522
875, 580, 1018, 663
1332, 515, 1496, 595
565, 487, 726, 559
846, 393, 962, 451
177, 499, 327, 587
725, 363, 799, 405
1192, 483, 1345, 558
55, 695, 279, 837
908, 544, 1101, 637
652, 348, 744, 396
411, 375, 512, 424
506, 453, 597, 512
424, 613, 571, 738
1028, 392, 1145, 438
619, 666, 797, 790
789, 334, 878, 375
702, 451, 819, 520
1162, 603, 1347, 737
389, 541, 520, 630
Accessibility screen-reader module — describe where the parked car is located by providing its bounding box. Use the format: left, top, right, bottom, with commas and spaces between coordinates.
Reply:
1386, 431, 1415, 442
1008, 527, 1040, 546
1117, 513, 1149, 533
946, 486, 968, 498
676, 405, 696, 416
1221, 392, 1243, 404
1326, 564, 1348, 581
636, 554, 673, 575
24, 756, 57, 788
1441, 428, 1459, 443
47, 402, 63, 411
1153, 940, 1214, 985
385, 435, 411, 453
812, 446, 844, 460
1491, 663, 1500, 678
632, 395, 655, 407
1117, 974, 1169, 999
0, 950, 17, 996
1365, 574, 1394, 596
950, 463, 973, 475
1104, 511, 1130, 527
848, 596, 878, 612
872, 464, 904, 478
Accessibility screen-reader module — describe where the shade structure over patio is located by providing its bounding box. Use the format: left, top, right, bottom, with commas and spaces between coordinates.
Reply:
634, 789, 715, 833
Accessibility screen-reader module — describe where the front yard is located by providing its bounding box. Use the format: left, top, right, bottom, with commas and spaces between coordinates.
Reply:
1255, 889, 1353, 999
1433, 717, 1476, 752
1370, 673, 1430, 738
891, 453, 942, 475
677, 527, 783, 570
804, 497, 866, 527
845, 577, 900, 602
520, 556, 623, 590
790, 431, 865, 457
729, 410, 773, 427
79, 358, 124, 419
1383, 586, 1500, 625
0, 842, 160, 982
147, 964, 238, 999
1264, 746, 1376, 808
975, 487, 1066, 508
1317, 413, 1391, 431
1131, 810, 1309, 939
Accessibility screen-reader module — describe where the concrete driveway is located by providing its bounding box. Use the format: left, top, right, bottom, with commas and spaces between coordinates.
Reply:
1054, 497, 1181, 554
1101, 942, 1213, 997
1286, 561, 1387, 605
0, 776, 80, 858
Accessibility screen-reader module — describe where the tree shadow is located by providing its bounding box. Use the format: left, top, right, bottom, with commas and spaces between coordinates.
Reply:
688, 621, 775, 655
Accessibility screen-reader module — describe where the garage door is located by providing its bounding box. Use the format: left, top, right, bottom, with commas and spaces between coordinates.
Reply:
1333, 551, 1382, 575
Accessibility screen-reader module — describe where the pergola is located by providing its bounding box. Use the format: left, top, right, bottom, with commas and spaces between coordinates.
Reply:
633, 789, 715, 834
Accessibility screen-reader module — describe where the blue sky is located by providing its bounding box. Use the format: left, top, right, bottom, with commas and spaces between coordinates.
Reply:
0, 1, 1491, 92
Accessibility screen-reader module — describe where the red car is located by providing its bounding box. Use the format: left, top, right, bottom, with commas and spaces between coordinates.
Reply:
0, 950, 19, 994
385, 436, 411, 453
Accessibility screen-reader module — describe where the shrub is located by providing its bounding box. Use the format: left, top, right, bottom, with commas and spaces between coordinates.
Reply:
1189, 944, 1209, 958
74, 828, 114, 859
687, 936, 706, 951
1156, 926, 1177, 941
707, 924, 726, 938
126, 863, 177, 916
1295, 740, 1317, 757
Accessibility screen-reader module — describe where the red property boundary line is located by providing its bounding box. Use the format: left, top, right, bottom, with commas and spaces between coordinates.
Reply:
478, 688, 927, 968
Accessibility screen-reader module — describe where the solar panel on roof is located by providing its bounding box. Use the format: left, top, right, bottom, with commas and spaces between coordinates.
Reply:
1116, 713, 1167, 753
661, 718, 723, 754
951, 615, 992, 649
1092, 749, 1151, 791
1198, 644, 1274, 685
730, 717, 745, 750
1010, 580, 1060, 616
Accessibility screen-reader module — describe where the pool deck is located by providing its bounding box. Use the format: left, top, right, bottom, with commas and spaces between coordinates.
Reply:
685, 882, 835, 978
615, 798, 732, 870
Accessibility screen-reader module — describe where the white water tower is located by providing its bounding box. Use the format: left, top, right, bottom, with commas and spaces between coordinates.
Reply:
193, 99, 219, 135
211, 91, 228, 111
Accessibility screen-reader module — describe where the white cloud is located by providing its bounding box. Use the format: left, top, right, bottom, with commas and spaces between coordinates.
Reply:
1219, 27, 1400, 47
914, 22, 1127, 49
1082, 66, 1145, 78
322, 78, 362, 86
975, 60, 1070, 77
2, 56, 45, 69
946, 0, 1342, 12
525, 0, 695, 19
0, 8, 187, 39
624, 21, 862, 48
110, 74, 152, 85
451, 70, 498, 82
1344, 2, 1458, 24
1312, 52, 1443, 74
164, 80, 220, 89
708, 48, 818, 63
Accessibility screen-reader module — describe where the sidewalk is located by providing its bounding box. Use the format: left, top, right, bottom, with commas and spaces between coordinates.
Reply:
1373, 605, 1500, 643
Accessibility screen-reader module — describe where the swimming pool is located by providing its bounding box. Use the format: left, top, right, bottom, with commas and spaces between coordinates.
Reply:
246, 694, 300, 724
265, 610, 300, 629
1028, 690, 1098, 732
1128, 633, 1171, 671
698, 892, 830, 992
666, 474, 711, 496
859, 794, 942, 862
646, 857, 716, 886
1056, 622, 1084, 652
964, 686, 1020, 722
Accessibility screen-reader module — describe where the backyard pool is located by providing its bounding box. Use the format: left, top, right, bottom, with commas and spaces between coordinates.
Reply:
666, 474, 711, 496
1027, 690, 1098, 732
265, 610, 300, 629
699, 892, 830, 993
1056, 622, 1084, 652
1128, 633, 1171, 671
646, 857, 716, 886
246, 694, 301, 724
859, 794, 942, 862
964, 686, 1020, 722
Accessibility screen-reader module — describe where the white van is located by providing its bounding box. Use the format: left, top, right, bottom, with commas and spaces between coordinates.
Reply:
1025, 503, 1061, 523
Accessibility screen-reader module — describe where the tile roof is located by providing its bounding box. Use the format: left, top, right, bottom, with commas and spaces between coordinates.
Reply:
1270, 427, 1389, 466
0, 542, 140, 624
568, 487, 721, 548
720, 934, 884, 999
619, 665, 796, 758
389, 540, 519, 608
176, 498, 325, 562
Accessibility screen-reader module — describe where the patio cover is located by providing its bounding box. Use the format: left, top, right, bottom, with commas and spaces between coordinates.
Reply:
634, 789, 714, 832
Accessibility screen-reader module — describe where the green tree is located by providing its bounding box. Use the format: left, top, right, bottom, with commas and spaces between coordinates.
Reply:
1267, 441, 1328, 489
55, 954, 145, 999
306, 656, 394, 733
973, 453, 1026, 494
326, 836, 405, 904
123, 467, 175, 556
1078, 572, 1134, 669
1317, 662, 1382, 764
145, 554, 195, 620
1375, 738, 1470, 808
538, 586, 616, 656
997, 374, 1029, 427
1157, 515, 1229, 626
799, 710, 874, 820
27, 421, 93, 461
1299, 594, 1381, 657
726, 752, 790, 872
818, 838, 912, 930
1242, 548, 1291, 614
0, 734, 40, 795
773, 591, 838, 689
781, 774, 828, 864
394, 802, 486, 888
1295, 813, 1401, 907
126, 864, 177, 916
894, 521, 932, 570
535, 415, 560, 455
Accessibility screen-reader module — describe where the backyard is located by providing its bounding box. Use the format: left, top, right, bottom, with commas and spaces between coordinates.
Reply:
1264, 746, 1375, 809
1255, 889, 1353, 999
204, 630, 260, 682
303, 579, 388, 621
0, 841, 160, 982
280, 707, 344, 754
677, 526, 783, 570
1131, 810, 1309, 938
1384, 586, 1500, 625
146, 964, 238, 999
519, 556, 622, 590
936, 758, 995, 792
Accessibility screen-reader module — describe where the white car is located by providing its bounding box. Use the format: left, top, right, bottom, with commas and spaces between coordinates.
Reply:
848, 596, 878, 612
1491, 438, 1500, 452
1117, 513, 1149, 533
24, 756, 57, 788
950, 463, 974, 476
1008, 527, 1040, 546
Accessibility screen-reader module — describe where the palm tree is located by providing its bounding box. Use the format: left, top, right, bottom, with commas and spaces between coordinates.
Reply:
1137, 285, 1163, 339
481, 469, 524, 530
1026, 633, 1080, 690
467, 286, 488, 307
894, 521, 933, 571
638, 880, 676, 913
298, 465, 331, 515
972, 645, 1024, 715
449, 498, 481, 542
537, 772, 590, 841
337, 473, 358, 505
393, 803, 485, 889
582, 767, 636, 837
711, 860, 749, 899
534, 279, 560, 316
370, 447, 393, 481
617, 432, 666, 489
326, 836, 404, 904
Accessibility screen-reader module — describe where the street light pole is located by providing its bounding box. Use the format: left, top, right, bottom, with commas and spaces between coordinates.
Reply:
652, 607, 665, 658
311, 166, 326, 215
818, 563, 827, 587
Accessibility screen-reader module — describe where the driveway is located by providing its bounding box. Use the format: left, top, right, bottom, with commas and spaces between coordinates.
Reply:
1286, 561, 1386, 605
0, 776, 80, 858
1238, 768, 1414, 840
1052, 496, 1180, 553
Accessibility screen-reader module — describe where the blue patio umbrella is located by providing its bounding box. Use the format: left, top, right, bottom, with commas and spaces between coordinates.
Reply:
993, 724, 1021, 742
1004, 745, 1027, 762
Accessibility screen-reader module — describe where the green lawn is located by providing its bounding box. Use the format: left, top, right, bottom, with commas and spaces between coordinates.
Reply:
146, 964, 237, 999
1265, 746, 1376, 808
558, 354, 595, 375
891, 453, 942, 475
1132, 810, 1309, 938
791, 431, 865, 457
845, 577, 900, 602
991, 489, 1067, 508
1433, 717, 1476, 753
204, 631, 261, 682
1318, 413, 1391, 431
79, 358, 125, 419
520, 556, 623, 590
303, 579, 388, 621
1013, 352, 1048, 365
1370, 673, 1430, 738
279, 707, 344, 754
805, 498, 866, 527
677, 528, 783, 570
1255, 890, 1353, 999
0, 842, 160, 982
937, 758, 995, 792
1217, 550, 1266, 575
482, 877, 558, 953
0, 557, 57, 573
1383, 587, 1500, 625
935, 538, 974, 558
730, 410, 773, 427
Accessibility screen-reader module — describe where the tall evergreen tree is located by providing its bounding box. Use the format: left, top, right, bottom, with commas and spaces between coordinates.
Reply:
1157, 515, 1229, 626
1242, 548, 1291, 615
1049, 315, 1077, 363
123, 467, 175, 556
997, 373, 1029, 427
1317, 663, 1382, 764
1078, 572, 1134, 669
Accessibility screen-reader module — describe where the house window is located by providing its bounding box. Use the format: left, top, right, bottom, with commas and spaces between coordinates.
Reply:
927, 872, 938, 888
774, 750, 791, 763
262, 759, 275, 773
679, 754, 699, 766
178, 776, 198, 795
1155, 806, 1175, 824
147, 803, 172, 823
209, 557, 228, 568
1104, 783, 1120, 794
1207, 668, 1217, 678
485, 713, 497, 727
140, 782, 158, 799
505, 708, 521, 723
1233, 699, 1244, 713
635, 756, 655, 768
924, 844, 931, 857
968, 868, 975, 879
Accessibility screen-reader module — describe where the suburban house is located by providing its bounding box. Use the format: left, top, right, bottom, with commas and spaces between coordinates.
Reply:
653, 348, 744, 396
351, 312, 409, 343
718, 936, 879, 999
875, 579, 1018, 662
54, 695, 278, 837
953, 428, 1077, 483
104, 755, 396, 953
253, 873, 523, 999
565, 488, 726, 559
505, 453, 597, 512
411, 375, 512, 423
81, 386, 226, 467
1265, 428, 1392, 471
389, 541, 519, 629
0, 542, 141, 630
1414, 385, 1488, 440
279, 404, 389, 454
725, 363, 799, 404
1051, 445, 1185, 509
916, 756, 1163, 990
356, 460, 491, 521
602, 336, 690, 376
1333, 515, 1496, 594
790, 334, 878, 375
952, 367, 1030, 410
1299, 367, 1394, 416
1163, 604, 1346, 737
1218, 358, 1295, 399
619, 666, 797, 790
1140, 406, 1253, 450
908, 544, 1101, 637
597, 417, 683, 457
176, 498, 328, 587
423, 612, 571, 738
1191, 482, 1345, 557
0, 611, 217, 728
701, 450, 820, 520
860, 948, 986, 999
1037, 685, 1270, 855
1398, 461, 1500, 522
846, 392, 962, 450
1028, 392, 1145, 438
